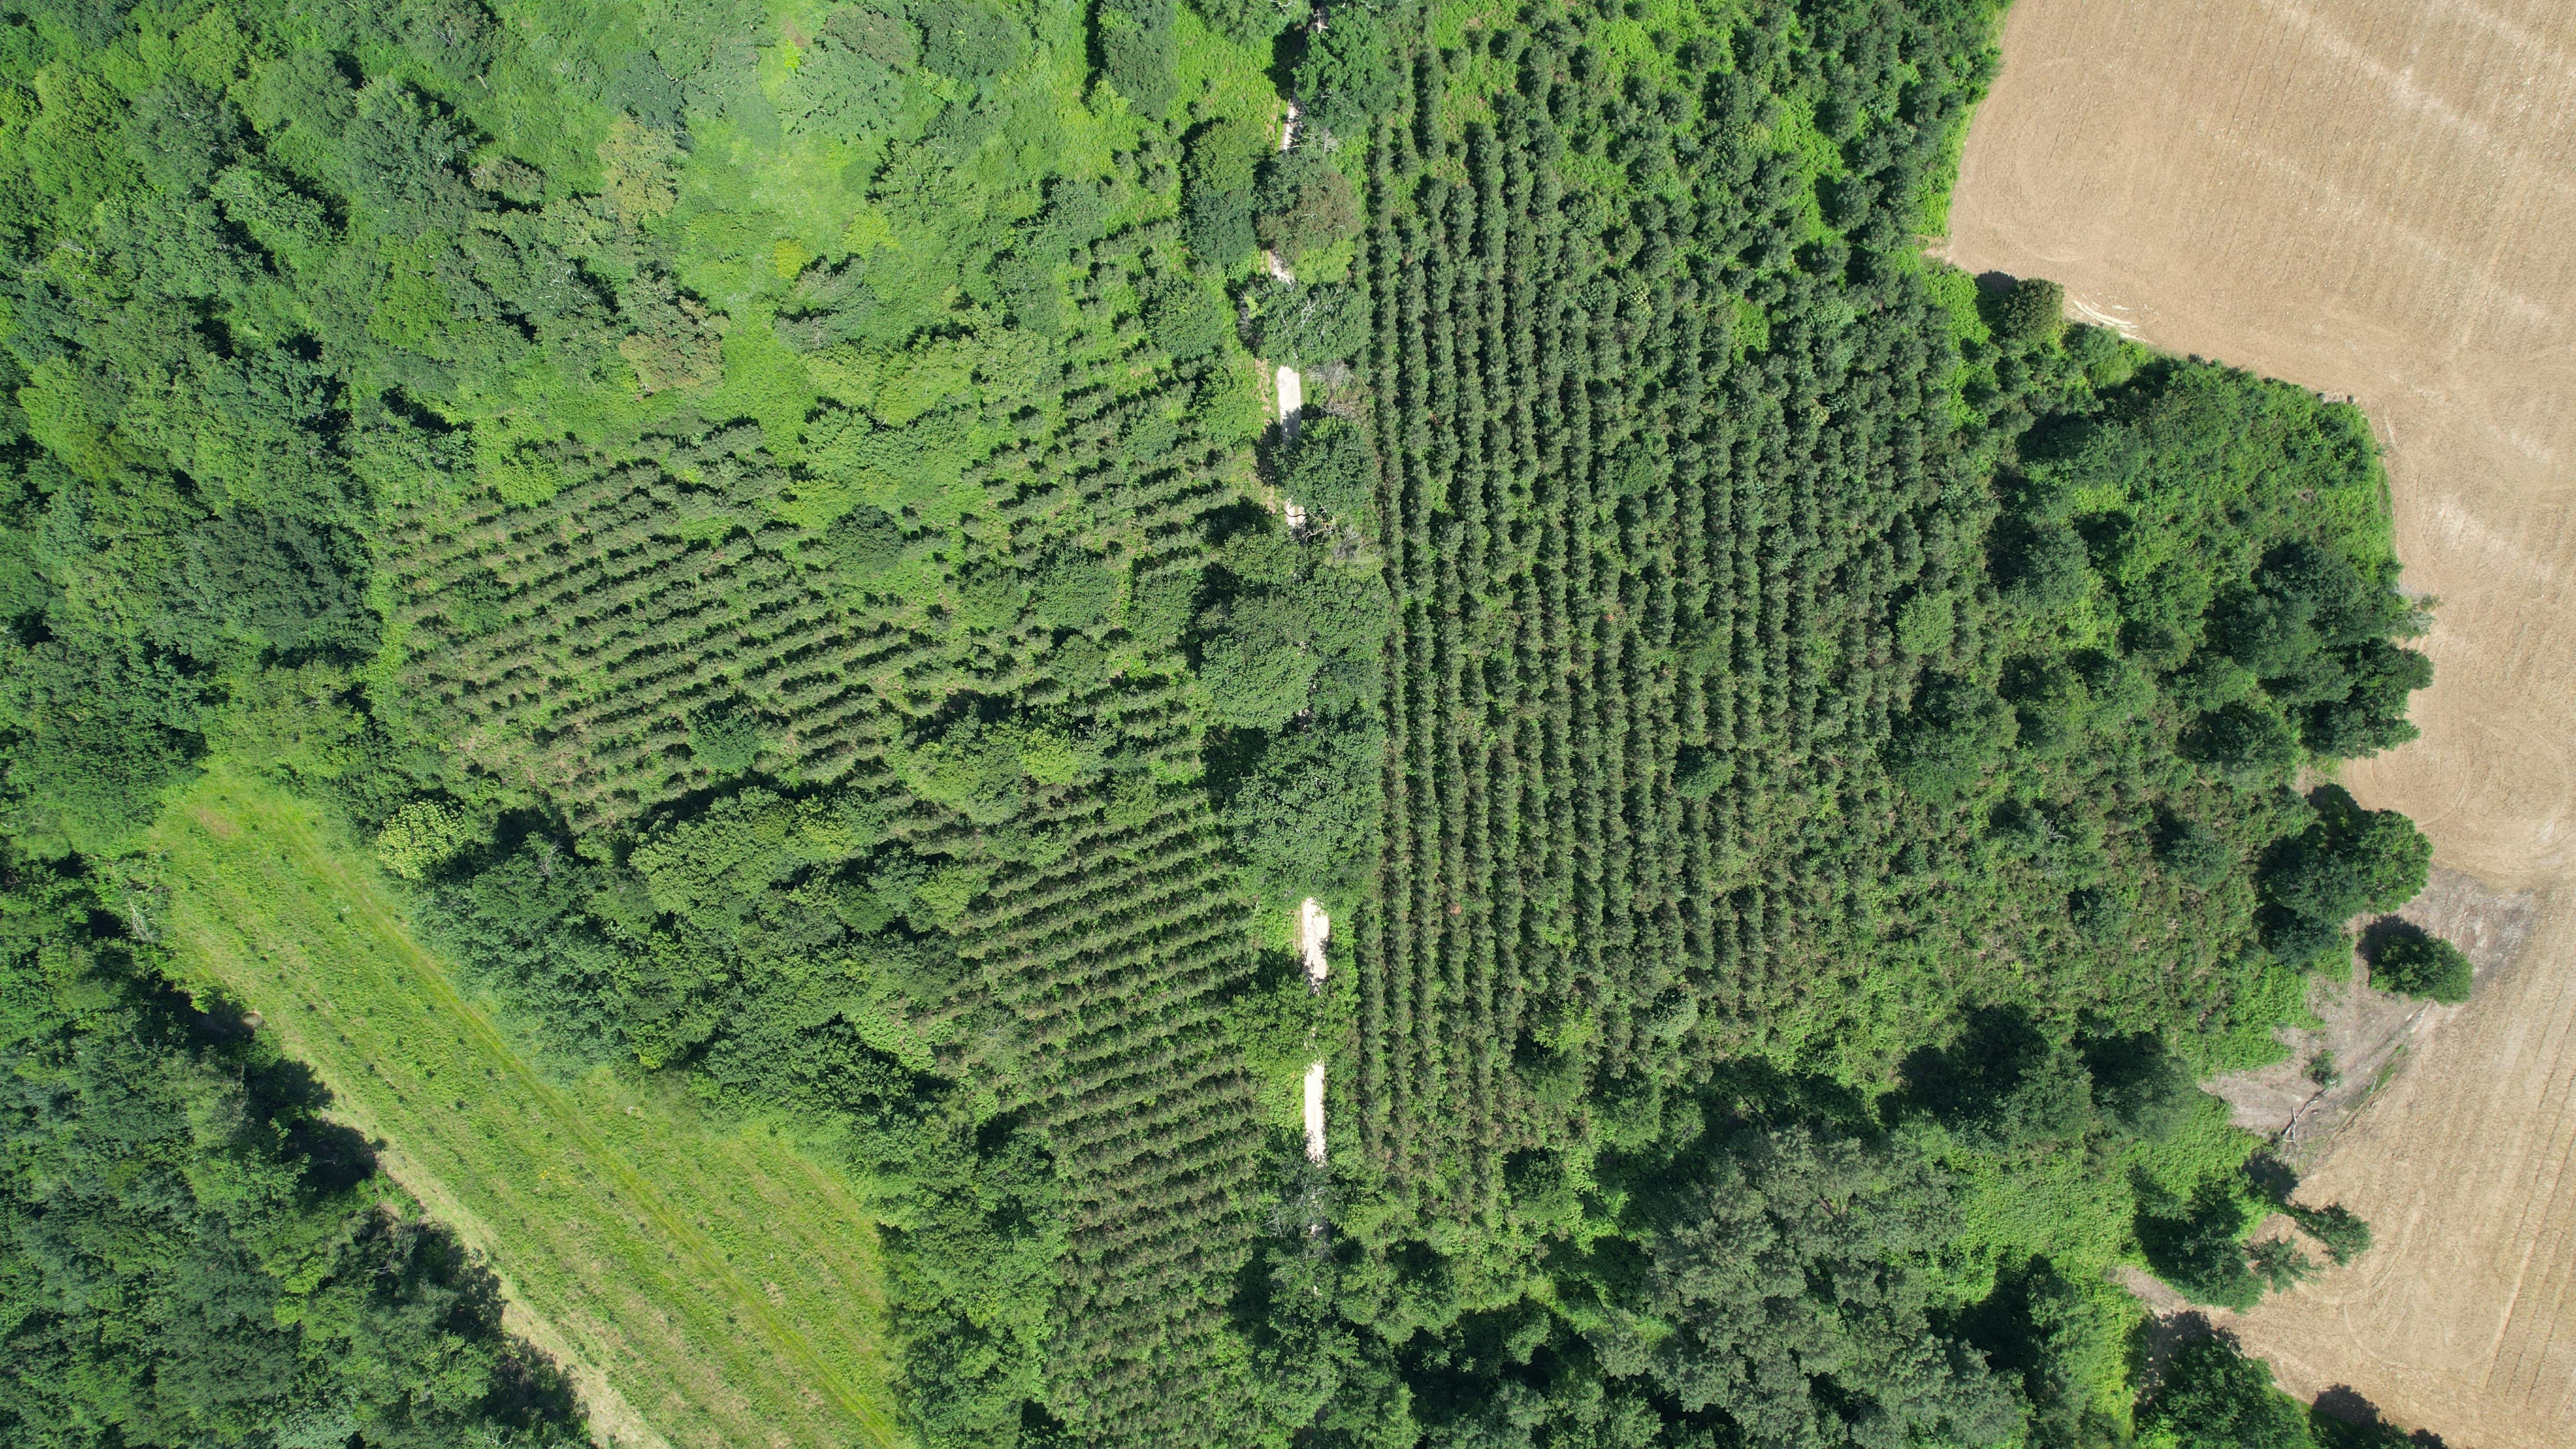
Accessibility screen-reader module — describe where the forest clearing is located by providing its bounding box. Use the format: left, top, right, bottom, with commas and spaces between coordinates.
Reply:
1947, 0, 2576, 1441
151, 773, 904, 1449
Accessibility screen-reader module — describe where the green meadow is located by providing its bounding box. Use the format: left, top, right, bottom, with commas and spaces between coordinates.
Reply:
152, 772, 902, 1449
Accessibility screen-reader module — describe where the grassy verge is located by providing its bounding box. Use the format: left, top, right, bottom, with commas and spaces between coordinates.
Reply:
150, 770, 905, 1449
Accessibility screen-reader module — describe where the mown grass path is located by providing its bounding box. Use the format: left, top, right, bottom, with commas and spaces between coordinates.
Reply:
152, 771, 904, 1449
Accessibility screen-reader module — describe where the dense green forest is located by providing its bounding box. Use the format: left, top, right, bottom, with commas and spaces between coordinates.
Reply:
0, 0, 2452, 1445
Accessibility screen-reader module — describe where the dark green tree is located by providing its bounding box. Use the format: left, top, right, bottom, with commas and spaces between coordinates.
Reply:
1190, 0, 1306, 46
2288, 1203, 2374, 1266
1610, 1126, 2023, 1447
2367, 923, 2471, 1003
1254, 145, 1360, 267
2138, 1336, 2316, 1449
1182, 116, 1264, 266
919, 0, 1029, 79
1892, 675, 2017, 802
1095, 0, 1178, 118
1295, 8, 1401, 136
1280, 413, 1376, 525
1989, 277, 2066, 348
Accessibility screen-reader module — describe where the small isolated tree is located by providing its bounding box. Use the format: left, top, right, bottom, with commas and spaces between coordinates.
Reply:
2248, 1236, 2316, 1294
1989, 276, 2066, 349
2288, 1203, 2372, 1265
2368, 922, 2472, 1003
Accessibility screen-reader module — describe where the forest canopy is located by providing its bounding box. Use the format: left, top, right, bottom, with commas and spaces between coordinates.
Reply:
0, 0, 2445, 1446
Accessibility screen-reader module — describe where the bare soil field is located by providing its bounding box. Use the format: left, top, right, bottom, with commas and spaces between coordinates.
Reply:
1946, 1, 2576, 1441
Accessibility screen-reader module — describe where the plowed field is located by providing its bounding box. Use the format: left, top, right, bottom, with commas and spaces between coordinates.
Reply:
1946, 2, 2576, 1442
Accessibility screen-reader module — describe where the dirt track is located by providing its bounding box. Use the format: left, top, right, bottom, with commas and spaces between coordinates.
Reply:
1946, 1, 2576, 1441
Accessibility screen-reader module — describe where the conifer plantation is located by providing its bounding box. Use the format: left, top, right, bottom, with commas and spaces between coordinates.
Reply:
0, 0, 2443, 1446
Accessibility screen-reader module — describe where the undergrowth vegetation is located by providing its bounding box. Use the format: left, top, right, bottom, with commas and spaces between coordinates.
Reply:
0, 0, 2451, 1445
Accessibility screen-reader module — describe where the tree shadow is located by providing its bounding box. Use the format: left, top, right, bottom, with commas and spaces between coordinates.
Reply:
2243, 1150, 2299, 1206
2128, 1308, 2217, 1397
2312, 1383, 2448, 1447
1883, 1004, 2091, 1149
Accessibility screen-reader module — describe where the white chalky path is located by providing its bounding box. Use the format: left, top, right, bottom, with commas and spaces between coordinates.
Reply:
1299, 897, 1329, 1162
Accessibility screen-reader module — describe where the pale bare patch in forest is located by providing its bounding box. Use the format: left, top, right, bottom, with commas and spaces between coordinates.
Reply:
1948, 1, 2576, 1441
1304, 1060, 1328, 1163
1299, 897, 1331, 984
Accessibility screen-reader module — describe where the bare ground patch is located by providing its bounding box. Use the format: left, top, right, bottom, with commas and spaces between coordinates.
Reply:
2207, 870, 2538, 1165
1948, 1, 2576, 1441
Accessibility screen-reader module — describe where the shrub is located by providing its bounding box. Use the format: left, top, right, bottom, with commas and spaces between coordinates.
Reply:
375, 799, 481, 879
2368, 923, 2471, 1002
